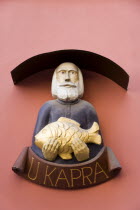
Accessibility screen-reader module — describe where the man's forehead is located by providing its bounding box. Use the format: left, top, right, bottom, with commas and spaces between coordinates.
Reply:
56, 63, 78, 71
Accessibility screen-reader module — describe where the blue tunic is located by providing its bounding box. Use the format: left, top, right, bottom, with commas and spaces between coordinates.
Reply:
31, 99, 103, 164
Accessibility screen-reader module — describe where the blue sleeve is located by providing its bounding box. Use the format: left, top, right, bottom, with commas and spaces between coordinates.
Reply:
32, 102, 51, 141
31, 102, 51, 157
86, 102, 103, 143
84, 102, 99, 129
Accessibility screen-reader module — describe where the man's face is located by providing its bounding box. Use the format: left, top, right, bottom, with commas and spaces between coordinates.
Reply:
54, 63, 80, 101
56, 63, 79, 85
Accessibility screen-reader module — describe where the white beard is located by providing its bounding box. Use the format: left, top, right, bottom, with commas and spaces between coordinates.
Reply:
56, 82, 79, 101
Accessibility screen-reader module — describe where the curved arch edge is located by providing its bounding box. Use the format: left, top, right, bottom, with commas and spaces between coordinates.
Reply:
11, 49, 129, 90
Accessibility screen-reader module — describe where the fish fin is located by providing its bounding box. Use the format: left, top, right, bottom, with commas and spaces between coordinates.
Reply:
59, 153, 73, 160
88, 134, 102, 145
58, 117, 80, 127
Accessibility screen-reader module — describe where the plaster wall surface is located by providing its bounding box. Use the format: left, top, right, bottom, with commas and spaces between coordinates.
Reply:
0, 1, 140, 210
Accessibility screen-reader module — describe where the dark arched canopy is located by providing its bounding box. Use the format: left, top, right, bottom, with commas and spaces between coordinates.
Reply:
11, 49, 129, 89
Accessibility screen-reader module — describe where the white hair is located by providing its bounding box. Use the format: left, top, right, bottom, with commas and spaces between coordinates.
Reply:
51, 63, 84, 100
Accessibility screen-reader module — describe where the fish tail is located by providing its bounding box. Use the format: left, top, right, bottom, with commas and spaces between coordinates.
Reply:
88, 122, 99, 133
87, 122, 102, 145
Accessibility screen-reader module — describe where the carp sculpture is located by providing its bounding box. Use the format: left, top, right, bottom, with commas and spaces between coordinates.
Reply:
35, 117, 102, 161
12, 60, 123, 189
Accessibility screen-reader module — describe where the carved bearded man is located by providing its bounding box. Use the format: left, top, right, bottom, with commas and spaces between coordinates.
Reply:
32, 62, 103, 163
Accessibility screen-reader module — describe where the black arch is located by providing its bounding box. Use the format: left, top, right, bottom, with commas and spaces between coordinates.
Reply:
11, 49, 129, 89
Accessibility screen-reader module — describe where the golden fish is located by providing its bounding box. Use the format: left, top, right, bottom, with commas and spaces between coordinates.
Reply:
35, 117, 102, 161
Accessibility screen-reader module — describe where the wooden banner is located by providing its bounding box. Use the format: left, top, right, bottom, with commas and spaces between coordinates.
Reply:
12, 146, 121, 189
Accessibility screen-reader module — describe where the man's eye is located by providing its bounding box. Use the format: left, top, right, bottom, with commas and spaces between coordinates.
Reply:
61, 71, 65, 74
71, 71, 76, 74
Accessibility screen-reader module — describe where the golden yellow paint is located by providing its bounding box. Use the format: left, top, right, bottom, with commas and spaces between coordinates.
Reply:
43, 166, 56, 186
70, 168, 82, 187
28, 157, 40, 181
94, 162, 109, 183
55, 169, 70, 187
81, 167, 93, 185
35, 117, 101, 162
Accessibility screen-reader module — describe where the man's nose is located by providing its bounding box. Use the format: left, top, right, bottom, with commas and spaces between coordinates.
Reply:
65, 72, 70, 82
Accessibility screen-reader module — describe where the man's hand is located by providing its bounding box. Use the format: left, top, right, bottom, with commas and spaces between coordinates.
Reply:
42, 139, 60, 161
71, 138, 89, 161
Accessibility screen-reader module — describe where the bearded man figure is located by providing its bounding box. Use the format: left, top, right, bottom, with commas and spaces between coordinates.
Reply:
32, 62, 103, 164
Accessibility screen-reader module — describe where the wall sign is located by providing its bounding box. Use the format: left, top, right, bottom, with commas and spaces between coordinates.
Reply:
12, 50, 129, 189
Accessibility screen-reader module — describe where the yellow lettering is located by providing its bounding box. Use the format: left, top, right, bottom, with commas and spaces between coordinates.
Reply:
81, 167, 93, 185
70, 169, 81, 187
43, 166, 56, 186
94, 162, 109, 183
55, 169, 70, 187
28, 157, 40, 181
